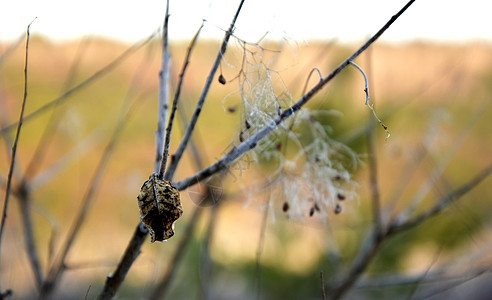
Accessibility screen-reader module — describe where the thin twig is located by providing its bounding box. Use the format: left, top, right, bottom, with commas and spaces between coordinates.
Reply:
413, 267, 491, 300
329, 228, 384, 300
40, 87, 142, 300
348, 61, 369, 104
255, 200, 270, 300
362, 49, 383, 234
388, 163, 492, 235
0, 18, 36, 264
321, 271, 327, 300
99, 4, 193, 298
175, 0, 416, 191
160, 22, 204, 179
0, 32, 156, 135
356, 266, 492, 289
155, 0, 171, 173
97, 223, 149, 300
14, 40, 94, 289
199, 201, 220, 300
164, 0, 246, 180
151, 104, 220, 300
0, 34, 24, 67
24, 37, 92, 179
148, 207, 203, 300
18, 185, 44, 290
100, 2, 416, 298
350, 60, 390, 140
328, 163, 492, 300
404, 101, 487, 224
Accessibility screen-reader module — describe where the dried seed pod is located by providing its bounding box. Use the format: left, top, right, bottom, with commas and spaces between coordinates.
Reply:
227, 106, 237, 113
334, 204, 342, 214
218, 74, 226, 85
282, 202, 290, 212
337, 193, 346, 201
309, 207, 315, 217
137, 174, 183, 243
245, 120, 251, 129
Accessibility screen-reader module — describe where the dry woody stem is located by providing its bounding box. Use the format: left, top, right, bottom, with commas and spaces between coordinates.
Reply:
99, 1, 417, 299
176, 0, 416, 191
0, 19, 36, 276
164, 0, 246, 180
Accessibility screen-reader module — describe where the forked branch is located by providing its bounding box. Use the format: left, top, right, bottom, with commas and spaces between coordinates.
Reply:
176, 0, 416, 191
164, 0, 246, 180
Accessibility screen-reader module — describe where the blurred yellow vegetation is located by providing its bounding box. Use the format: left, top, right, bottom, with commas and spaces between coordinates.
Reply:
1, 36, 491, 298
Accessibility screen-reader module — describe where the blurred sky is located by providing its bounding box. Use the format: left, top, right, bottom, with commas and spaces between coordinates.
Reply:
1, 0, 491, 43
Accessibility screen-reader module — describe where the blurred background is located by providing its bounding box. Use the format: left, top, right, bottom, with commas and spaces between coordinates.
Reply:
1, 1, 492, 299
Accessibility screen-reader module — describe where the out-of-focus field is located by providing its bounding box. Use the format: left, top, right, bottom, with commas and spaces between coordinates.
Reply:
0, 36, 491, 299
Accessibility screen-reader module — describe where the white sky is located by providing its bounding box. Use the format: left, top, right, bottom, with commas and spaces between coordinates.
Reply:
1, 0, 491, 44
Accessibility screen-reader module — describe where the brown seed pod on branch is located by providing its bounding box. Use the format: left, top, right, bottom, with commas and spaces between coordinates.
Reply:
137, 174, 183, 242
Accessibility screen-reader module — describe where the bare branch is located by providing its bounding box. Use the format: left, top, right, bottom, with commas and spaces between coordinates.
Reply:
160, 22, 204, 179
388, 163, 492, 235
328, 228, 384, 300
0, 32, 156, 136
0, 18, 36, 262
97, 223, 149, 300
396, 102, 487, 224
148, 207, 203, 300
24, 37, 92, 179
97, 1, 416, 298
40, 86, 142, 299
199, 201, 220, 300
329, 164, 492, 300
18, 186, 44, 290
155, 0, 172, 173
255, 200, 270, 300
321, 271, 327, 300
151, 104, 220, 300
362, 50, 383, 234
175, 0, 416, 191
164, 0, 246, 180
